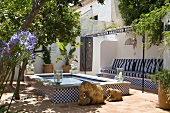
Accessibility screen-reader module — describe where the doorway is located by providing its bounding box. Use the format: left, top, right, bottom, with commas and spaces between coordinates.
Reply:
80, 37, 93, 71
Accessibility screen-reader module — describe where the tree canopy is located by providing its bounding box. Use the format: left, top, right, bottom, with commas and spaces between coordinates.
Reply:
118, 0, 170, 47
0, 0, 104, 47
0, 0, 32, 42
30, 1, 81, 47
118, 0, 168, 25
0, 0, 81, 48
0, 0, 105, 104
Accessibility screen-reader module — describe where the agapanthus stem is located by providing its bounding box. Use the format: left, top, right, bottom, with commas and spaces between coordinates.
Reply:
6, 59, 27, 112
9, 67, 15, 90
0, 66, 13, 99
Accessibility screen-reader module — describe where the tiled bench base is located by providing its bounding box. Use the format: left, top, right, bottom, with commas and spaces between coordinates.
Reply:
124, 76, 157, 90
102, 73, 157, 90
25, 75, 130, 103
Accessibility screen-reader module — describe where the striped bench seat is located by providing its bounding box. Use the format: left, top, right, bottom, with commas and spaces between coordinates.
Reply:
100, 58, 163, 90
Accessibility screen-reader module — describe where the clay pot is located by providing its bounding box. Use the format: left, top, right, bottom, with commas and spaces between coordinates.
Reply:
62, 65, 71, 73
158, 82, 170, 109
43, 64, 54, 73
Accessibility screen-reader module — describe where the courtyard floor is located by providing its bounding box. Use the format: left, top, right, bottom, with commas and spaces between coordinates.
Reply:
1, 83, 170, 113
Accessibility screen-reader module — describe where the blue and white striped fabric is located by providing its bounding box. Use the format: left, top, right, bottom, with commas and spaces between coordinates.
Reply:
100, 67, 116, 74
144, 59, 153, 73
123, 71, 148, 78
100, 58, 163, 90
134, 59, 143, 72
101, 58, 163, 77
112, 59, 119, 69
124, 59, 133, 71
152, 59, 163, 72
112, 59, 125, 69
118, 59, 126, 68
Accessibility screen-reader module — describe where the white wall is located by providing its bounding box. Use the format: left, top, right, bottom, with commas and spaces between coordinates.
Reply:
116, 32, 163, 59
33, 32, 163, 75
33, 45, 62, 74
78, 34, 117, 75
33, 53, 43, 73
80, 32, 163, 75
32, 0, 165, 75
100, 40, 117, 67
116, 32, 142, 59
33, 43, 75, 74
163, 12, 170, 69
111, 0, 123, 26
76, 0, 112, 22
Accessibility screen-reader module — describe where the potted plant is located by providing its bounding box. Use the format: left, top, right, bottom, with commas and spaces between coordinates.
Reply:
42, 45, 54, 73
56, 41, 82, 73
148, 68, 170, 109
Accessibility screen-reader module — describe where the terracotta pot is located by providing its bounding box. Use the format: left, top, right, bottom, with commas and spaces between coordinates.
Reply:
158, 82, 170, 109
43, 64, 54, 73
62, 65, 71, 73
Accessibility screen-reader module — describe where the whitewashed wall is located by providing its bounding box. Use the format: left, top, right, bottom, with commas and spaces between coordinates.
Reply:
32, 0, 164, 75
116, 32, 163, 59
76, 0, 112, 22
33, 43, 76, 74
163, 12, 170, 69
100, 40, 117, 67
78, 33, 163, 75
111, 0, 123, 26
78, 35, 117, 75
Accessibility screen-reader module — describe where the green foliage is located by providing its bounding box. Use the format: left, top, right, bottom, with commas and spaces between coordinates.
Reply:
163, 31, 170, 46
132, 4, 170, 47
56, 41, 82, 65
0, 105, 8, 113
118, 1, 170, 47
42, 46, 51, 64
0, 0, 32, 42
33, 1, 81, 47
0, 1, 81, 49
148, 68, 170, 99
0, 104, 25, 113
118, 0, 168, 25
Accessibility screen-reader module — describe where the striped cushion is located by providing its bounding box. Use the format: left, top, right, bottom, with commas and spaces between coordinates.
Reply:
118, 59, 126, 68
147, 59, 156, 73
100, 67, 117, 74
112, 59, 119, 69
124, 71, 148, 78
134, 59, 143, 72
112, 59, 125, 69
155, 59, 163, 70
144, 59, 153, 73
124, 59, 133, 71
102, 59, 163, 76
152, 59, 163, 73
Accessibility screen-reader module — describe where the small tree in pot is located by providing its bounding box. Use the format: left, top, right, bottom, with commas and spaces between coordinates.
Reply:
149, 68, 170, 109
42, 45, 54, 73
56, 41, 82, 73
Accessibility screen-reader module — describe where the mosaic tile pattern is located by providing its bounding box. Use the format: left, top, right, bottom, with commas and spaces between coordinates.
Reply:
25, 76, 130, 103
124, 76, 157, 89
101, 84, 130, 97
51, 87, 79, 103
102, 74, 157, 90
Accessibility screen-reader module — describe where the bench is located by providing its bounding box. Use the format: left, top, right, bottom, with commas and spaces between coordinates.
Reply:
100, 59, 163, 90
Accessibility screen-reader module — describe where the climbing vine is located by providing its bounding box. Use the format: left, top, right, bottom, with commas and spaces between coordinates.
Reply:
118, 1, 170, 47
118, 0, 167, 25
132, 3, 170, 47
163, 31, 170, 46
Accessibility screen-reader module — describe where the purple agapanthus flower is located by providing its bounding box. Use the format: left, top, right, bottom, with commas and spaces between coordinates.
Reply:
0, 39, 10, 55
9, 30, 37, 60
30, 53, 36, 59
9, 34, 20, 46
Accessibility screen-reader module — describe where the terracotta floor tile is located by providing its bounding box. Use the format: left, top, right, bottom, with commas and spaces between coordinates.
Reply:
2, 84, 170, 113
